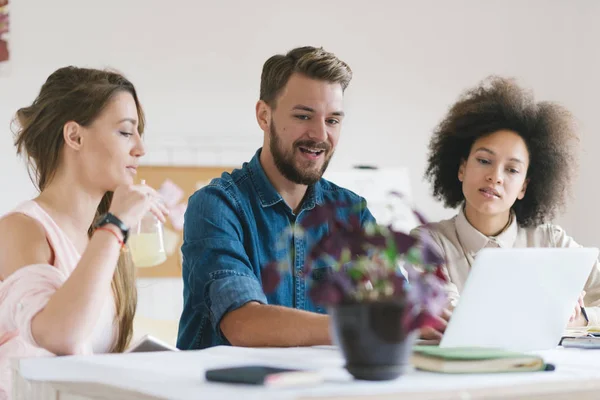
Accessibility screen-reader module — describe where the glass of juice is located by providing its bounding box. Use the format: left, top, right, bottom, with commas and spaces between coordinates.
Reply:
128, 181, 167, 268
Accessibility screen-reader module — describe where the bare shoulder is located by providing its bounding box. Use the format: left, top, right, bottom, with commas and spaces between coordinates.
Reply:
0, 213, 53, 280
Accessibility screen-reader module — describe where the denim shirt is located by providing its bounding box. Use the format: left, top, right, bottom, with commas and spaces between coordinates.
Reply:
177, 149, 376, 350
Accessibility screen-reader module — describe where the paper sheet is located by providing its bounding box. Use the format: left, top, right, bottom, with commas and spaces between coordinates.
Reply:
157, 179, 187, 231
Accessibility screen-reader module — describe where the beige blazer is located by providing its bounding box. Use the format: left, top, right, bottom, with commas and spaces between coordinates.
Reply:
413, 207, 600, 326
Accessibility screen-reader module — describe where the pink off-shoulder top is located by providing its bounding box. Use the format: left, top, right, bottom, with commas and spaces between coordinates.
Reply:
0, 201, 117, 399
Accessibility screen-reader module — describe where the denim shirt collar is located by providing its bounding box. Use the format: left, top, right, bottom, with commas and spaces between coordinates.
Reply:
248, 148, 324, 212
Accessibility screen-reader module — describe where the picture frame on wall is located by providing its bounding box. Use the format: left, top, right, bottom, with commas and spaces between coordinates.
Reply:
0, 0, 9, 71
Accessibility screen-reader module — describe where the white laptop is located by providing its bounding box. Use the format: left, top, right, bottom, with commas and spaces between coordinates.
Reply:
440, 247, 599, 351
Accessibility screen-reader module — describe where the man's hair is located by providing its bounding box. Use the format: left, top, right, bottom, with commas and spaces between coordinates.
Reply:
260, 46, 352, 108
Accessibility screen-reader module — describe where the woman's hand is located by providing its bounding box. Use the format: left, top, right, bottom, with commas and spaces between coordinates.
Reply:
568, 291, 587, 327
108, 184, 168, 229
419, 307, 453, 342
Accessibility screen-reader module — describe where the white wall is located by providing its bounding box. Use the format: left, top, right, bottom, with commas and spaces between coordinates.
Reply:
1, 0, 600, 244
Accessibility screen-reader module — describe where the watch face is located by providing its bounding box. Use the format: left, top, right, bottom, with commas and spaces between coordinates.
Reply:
94, 213, 129, 243
94, 215, 108, 228
96, 214, 126, 231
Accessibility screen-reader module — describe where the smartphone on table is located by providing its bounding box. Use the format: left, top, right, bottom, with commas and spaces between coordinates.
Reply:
205, 366, 323, 387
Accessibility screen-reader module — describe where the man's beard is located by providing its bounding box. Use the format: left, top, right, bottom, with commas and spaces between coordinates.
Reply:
269, 120, 333, 185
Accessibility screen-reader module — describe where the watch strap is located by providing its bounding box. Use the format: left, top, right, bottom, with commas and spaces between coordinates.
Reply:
94, 212, 129, 244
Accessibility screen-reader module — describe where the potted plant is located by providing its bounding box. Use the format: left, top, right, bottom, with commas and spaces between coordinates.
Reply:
262, 196, 448, 381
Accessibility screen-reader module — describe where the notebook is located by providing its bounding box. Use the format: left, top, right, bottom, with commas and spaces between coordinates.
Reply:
411, 346, 549, 374
560, 336, 600, 349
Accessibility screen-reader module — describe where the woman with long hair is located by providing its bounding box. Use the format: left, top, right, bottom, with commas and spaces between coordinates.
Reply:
0, 66, 167, 398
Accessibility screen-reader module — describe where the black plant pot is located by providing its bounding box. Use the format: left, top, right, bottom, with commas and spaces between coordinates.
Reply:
329, 302, 416, 381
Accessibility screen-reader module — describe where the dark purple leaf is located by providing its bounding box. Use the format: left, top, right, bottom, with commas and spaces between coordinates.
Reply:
405, 264, 448, 321
434, 265, 448, 283
346, 239, 370, 261
403, 311, 444, 332
347, 214, 361, 230
329, 269, 355, 294
261, 262, 281, 294
309, 281, 343, 305
402, 310, 420, 332
418, 231, 445, 265
300, 201, 349, 228
266, 197, 448, 311
309, 269, 354, 305
412, 209, 429, 225
300, 259, 313, 278
422, 244, 444, 266
392, 230, 418, 253
308, 225, 372, 263
389, 272, 407, 295
309, 232, 343, 261
365, 232, 387, 248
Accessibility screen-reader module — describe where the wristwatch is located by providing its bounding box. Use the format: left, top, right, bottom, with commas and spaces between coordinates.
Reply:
94, 213, 129, 244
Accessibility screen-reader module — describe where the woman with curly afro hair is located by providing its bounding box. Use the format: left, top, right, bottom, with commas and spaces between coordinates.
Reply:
415, 76, 600, 341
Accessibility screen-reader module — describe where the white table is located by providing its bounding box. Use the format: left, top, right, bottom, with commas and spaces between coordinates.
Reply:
12, 345, 600, 400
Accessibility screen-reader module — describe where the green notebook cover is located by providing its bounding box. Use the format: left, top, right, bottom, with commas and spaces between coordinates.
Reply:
412, 346, 535, 360
411, 346, 550, 373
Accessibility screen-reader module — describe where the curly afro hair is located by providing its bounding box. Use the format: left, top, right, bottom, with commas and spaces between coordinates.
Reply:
425, 76, 578, 227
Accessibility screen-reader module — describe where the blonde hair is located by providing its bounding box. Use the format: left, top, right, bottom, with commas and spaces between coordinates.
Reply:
14, 66, 143, 352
